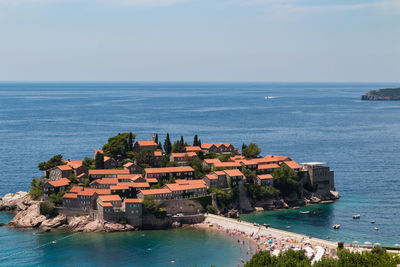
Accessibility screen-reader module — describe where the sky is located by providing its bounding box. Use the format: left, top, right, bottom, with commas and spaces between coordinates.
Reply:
0, 0, 399, 82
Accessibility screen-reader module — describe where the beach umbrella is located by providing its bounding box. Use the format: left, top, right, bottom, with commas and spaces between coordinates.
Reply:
353, 241, 358, 244
394, 244, 400, 247
374, 243, 381, 246
364, 241, 372, 246
268, 240, 273, 243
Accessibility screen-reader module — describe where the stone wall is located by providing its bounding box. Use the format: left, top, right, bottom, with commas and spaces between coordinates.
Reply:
157, 199, 204, 215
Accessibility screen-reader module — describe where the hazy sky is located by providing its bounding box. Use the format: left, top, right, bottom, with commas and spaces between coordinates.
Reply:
1, 0, 399, 82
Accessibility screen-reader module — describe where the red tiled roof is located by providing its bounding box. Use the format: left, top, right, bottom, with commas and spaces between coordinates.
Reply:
145, 166, 194, 174
117, 174, 142, 179
231, 155, 245, 161
77, 190, 96, 196
94, 150, 104, 155
164, 180, 207, 192
257, 163, 280, 170
263, 155, 291, 162
110, 184, 130, 190
124, 198, 143, 203
171, 152, 197, 158
70, 186, 83, 193
139, 188, 172, 195
89, 169, 130, 175
203, 158, 221, 164
104, 156, 114, 162
99, 202, 112, 207
201, 143, 232, 149
136, 140, 157, 146
215, 171, 226, 176
124, 162, 134, 167
48, 178, 70, 187
95, 189, 111, 195
185, 146, 202, 152
130, 182, 150, 188
257, 174, 273, 180
63, 193, 78, 199
283, 161, 302, 170
90, 178, 119, 185
204, 174, 218, 180
77, 173, 86, 178
64, 160, 83, 169
214, 161, 241, 168
99, 195, 122, 202
56, 165, 72, 171
224, 169, 244, 177
154, 151, 162, 157
145, 178, 158, 183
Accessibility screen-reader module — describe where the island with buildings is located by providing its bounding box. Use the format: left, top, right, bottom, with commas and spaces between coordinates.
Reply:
361, 87, 400, 100
0, 132, 338, 232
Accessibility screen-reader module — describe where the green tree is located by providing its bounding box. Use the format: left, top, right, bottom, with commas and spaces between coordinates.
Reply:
95, 152, 105, 169
38, 154, 66, 171
241, 167, 257, 184
82, 157, 95, 169
272, 164, 300, 197
136, 149, 155, 167
193, 135, 199, 146
171, 140, 186, 153
127, 132, 134, 151
155, 133, 159, 144
180, 136, 184, 146
242, 143, 261, 158
102, 132, 136, 160
157, 141, 162, 150
29, 178, 44, 200
68, 173, 79, 184
40, 201, 57, 217
206, 205, 218, 214
164, 133, 172, 154
49, 191, 65, 205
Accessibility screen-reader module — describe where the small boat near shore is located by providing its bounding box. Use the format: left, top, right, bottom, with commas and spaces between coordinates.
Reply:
353, 214, 360, 219
333, 224, 341, 229
371, 220, 375, 224
300, 211, 310, 214
374, 227, 379, 231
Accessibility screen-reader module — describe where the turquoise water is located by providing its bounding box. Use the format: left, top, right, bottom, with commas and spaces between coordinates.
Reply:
0, 213, 253, 266
0, 82, 400, 264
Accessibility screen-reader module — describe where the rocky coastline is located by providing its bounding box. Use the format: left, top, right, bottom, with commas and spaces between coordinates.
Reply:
361, 88, 400, 100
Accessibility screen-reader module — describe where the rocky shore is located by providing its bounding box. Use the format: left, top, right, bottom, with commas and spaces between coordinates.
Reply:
361, 88, 400, 100
0, 192, 135, 233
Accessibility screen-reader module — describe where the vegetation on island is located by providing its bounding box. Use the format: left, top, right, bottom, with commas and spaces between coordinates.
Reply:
362, 87, 400, 100
245, 247, 400, 267
242, 143, 261, 158
38, 154, 67, 171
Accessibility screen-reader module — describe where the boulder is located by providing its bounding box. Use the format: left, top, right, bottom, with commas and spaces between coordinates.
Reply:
67, 216, 92, 232
7, 202, 46, 228
104, 223, 134, 232
171, 221, 181, 228
254, 207, 264, 212
227, 209, 240, 218
83, 220, 105, 232
41, 215, 67, 229
0, 191, 30, 211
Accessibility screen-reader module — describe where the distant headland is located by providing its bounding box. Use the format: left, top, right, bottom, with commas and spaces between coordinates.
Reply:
361, 88, 400, 100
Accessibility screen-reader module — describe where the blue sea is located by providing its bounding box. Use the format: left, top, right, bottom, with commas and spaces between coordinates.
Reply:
0, 82, 400, 265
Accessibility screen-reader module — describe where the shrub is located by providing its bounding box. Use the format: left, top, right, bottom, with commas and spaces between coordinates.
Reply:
206, 205, 218, 214
192, 195, 212, 209
40, 201, 57, 217
29, 178, 44, 200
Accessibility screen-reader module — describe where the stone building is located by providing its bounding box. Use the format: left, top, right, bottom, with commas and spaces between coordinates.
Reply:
301, 162, 335, 194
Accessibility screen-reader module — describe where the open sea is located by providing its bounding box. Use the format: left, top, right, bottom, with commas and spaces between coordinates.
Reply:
0, 82, 400, 266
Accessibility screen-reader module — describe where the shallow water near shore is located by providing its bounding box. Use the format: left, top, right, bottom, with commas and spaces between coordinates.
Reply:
0, 82, 400, 264
0, 213, 253, 266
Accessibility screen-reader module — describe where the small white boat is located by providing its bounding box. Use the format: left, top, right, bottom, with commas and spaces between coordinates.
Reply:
286, 226, 291, 229
333, 224, 341, 229
371, 220, 375, 224
353, 214, 360, 219
300, 211, 310, 214
374, 227, 379, 231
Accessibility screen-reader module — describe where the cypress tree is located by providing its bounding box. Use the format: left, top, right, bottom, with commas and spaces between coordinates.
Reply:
128, 132, 133, 151
193, 135, 198, 146
198, 139, 202, 147
155, 133, 159, 144
180, 136, 184, 146
95, 152, 105, 169
164, 133, 172, 154
242, 143, 247, 152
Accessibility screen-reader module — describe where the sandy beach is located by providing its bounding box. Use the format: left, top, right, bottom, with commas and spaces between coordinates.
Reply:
194, 214, 340, 263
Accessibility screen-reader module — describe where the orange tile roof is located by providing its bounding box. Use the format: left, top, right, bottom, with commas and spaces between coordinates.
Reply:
215, 171, 226, 176
110, 184, 131, 190
99, 202, 112, 207
257, 163, 280, 170
63, 193, 78, 199
214, 161, 241, 168
117, 174, 142, 179
104, 156, 114, 162
175, 179, 205, 185
137, 140, 157, 146
204, 174, 218, 180
77, 173, 86, 178
124, 162, 134, 167
70, 186, 83, 193
145, 178, 158, 183
185, 146, 202, 152
56, 165, 72, 171
89, 169, 130, 175
130, 182, 150, 188
145, 166, 194, 174
164, 181, 207, 192
64, 160, 83, 169
154, 151, 162, 157
95, 189, 111, 195
263, 155, 291, 162
77, 190, 96, 196
48, 178, 71, 187
283, 161, 302, 170
139, 188, 172, 195
231, 155, 245, 161
171, 152, 197, 158
204, 158, 221, 164
201, 143, 232, 149
124, 198, 143, 203
99, 195, 122, 202
224, 169, 244, 177
90, 178, 119, 185
257, 174, 273, 180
